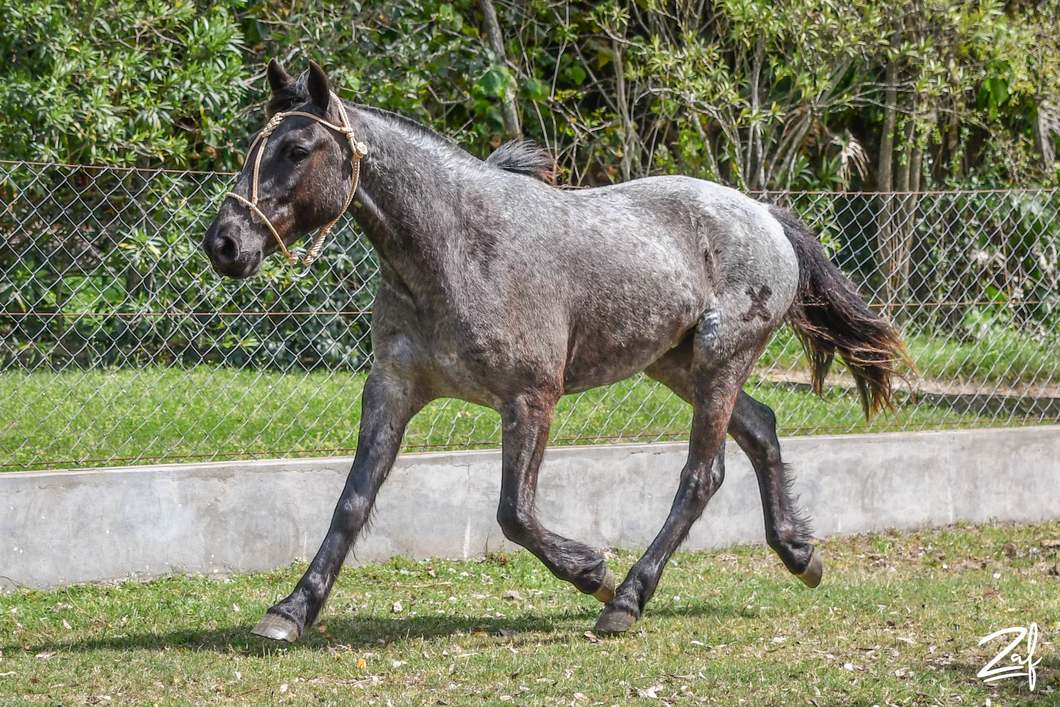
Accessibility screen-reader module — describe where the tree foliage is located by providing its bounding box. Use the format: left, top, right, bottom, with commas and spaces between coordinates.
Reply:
0, 0, 1057, 187
0, 0, 248, 168
2, 1, 1060, 373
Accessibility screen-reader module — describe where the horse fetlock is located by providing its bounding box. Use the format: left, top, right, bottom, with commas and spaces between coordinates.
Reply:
495, 505, 534, 545
251, 611, 302, 643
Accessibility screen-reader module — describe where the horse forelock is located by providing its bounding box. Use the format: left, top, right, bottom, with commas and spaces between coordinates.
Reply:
266, 74, 312, 117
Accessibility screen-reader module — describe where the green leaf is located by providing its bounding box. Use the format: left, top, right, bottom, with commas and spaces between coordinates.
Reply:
987, 77, 1008, 108
476, 65, 509, 98
521, 77, 549, 102
564, 64, 586, 86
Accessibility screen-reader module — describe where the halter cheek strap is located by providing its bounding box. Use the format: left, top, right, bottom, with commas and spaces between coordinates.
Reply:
226, 91, 367, 267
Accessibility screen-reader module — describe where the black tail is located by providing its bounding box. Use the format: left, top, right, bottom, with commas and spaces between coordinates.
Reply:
770, 206, 912, 419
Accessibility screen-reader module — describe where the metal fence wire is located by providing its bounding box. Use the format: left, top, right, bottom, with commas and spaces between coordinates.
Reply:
3, 160, 1060, 471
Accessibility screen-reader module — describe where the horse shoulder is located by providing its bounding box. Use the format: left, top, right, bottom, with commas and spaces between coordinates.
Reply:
369, 276, 432, 372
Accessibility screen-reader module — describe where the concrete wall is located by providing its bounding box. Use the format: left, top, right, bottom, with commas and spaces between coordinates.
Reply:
2, 426, 1059, 590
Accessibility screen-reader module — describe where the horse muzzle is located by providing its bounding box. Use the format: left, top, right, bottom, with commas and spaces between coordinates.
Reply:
202, 220, 263, 279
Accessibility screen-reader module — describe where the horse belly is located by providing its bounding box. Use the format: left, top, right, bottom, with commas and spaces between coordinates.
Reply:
561, 291, 703, 393
555, 219, 709, 392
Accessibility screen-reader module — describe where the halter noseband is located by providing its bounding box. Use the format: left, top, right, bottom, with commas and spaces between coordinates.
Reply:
226, 91, 367, 267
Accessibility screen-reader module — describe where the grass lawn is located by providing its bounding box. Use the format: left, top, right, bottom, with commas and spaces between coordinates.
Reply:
3, 327, 1059, 471
2, 367, 1000, 471
1, 522, 1058, 705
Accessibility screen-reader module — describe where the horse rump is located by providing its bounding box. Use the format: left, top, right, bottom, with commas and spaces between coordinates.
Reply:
770, 206, 912, 419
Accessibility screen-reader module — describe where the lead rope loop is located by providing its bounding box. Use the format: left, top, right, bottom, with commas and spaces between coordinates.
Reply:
226, 92, 367, 269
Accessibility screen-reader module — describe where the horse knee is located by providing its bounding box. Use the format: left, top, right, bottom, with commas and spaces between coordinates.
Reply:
703, 459, 725, 499
333, 495, 371, 533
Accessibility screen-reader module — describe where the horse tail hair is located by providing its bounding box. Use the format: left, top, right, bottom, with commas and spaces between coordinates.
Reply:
486, 141, 557, 184
770, 206, 913, 419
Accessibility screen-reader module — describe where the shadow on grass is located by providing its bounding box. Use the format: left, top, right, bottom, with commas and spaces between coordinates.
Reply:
3, 601, 743, 656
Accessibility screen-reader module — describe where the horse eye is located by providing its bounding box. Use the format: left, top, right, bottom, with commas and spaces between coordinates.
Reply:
288, 145, 310, 162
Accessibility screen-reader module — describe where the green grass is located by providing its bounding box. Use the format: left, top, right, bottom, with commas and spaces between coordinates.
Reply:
761, 327, 1060, 387
1, 365, 1003, 471
1, 522, 1058, 705
4, 327, 1059, 470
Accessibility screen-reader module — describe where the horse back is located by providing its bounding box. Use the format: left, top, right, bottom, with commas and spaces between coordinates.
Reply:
544, 177, 797, 391
391, 173, 799, 401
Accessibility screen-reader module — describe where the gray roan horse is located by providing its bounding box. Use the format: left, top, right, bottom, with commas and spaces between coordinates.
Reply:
202, 60, 908, 642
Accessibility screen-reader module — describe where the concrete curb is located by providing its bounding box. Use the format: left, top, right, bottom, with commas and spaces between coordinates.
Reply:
2, 426, 1059, 590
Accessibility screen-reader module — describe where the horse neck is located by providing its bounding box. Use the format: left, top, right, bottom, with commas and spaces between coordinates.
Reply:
346, 103, 481, 289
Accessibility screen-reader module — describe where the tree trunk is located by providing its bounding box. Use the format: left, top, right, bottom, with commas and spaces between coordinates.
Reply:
612, 38, 635, 182
690, 113, 720, 181
892, 116, 914, 323
477, 0, 521, 139
748, 33, 767, 190
875, 61, 897, 309
906, 136, 930, 321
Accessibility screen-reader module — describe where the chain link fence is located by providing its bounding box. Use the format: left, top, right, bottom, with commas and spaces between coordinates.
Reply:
3, 160, 1060, 471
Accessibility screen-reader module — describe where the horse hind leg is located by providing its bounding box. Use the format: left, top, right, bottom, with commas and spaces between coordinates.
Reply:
596, 311, 764, 633
729, 394, 821, 586
497, 390, 616, 602
645, 339, 822, 588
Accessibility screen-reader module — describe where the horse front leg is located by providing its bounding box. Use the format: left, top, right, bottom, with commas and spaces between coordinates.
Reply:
252, 370, 424, 642
496, 391, 616, 601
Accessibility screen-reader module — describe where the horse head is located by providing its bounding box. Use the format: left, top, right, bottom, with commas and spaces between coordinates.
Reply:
202, 60, 362, 278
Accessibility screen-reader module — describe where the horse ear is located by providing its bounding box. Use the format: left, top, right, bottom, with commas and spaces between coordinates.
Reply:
266, 59, 292, 95
307, 61, 330, 112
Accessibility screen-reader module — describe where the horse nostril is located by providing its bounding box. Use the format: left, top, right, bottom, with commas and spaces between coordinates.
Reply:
216, 234, 239, 265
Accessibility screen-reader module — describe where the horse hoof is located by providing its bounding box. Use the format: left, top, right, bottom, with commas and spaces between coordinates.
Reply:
251, 612, 301, 642
594, 605, 637, 634
592, 567, 616, 604
797, 548, 823, 588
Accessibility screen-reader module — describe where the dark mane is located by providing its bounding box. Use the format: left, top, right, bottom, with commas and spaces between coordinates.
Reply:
266, 74, 554, 184
267, 73, 461, 151
355, 104, 465, 153
485, 141, 557, 184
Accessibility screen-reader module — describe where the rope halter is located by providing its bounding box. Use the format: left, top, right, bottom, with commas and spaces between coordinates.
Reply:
226, 91, 367, 267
